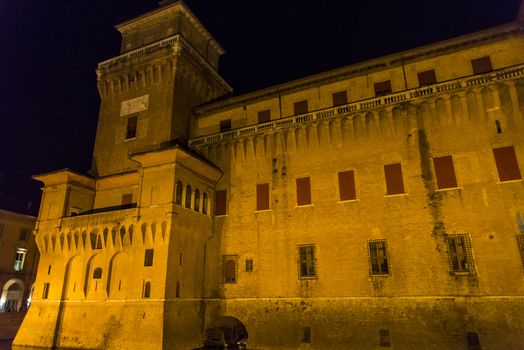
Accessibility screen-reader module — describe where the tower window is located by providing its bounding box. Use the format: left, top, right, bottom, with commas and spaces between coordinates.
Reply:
215, 190, 227, 216
368, 240, 390, 276
374, 80, 392, 96
19, 229, 30, 241
144, 249, 154, 267
294, 100, 308, 115
175, 181, 183, 205
493, 146, 521, 181
42, 283, 50, 299
194, 189, 200, 212
126, 116, 138, 140
143, 281, 151, 298
433, 155, 458, 189
92, 268, 102, 279
332, 90, 348, 106
446, 233, 475, 274
176, 282, 180, 298
301, 327, 312, 343
296, 177, 312, 206
185, 185, 192, 209
338, 170, 356, 201
258, 109, 271, 124
256, 183, 270, 211
384, 163, 405, 195
418, 69, 437, 86
471, 56, 492, 75
298, 244, 316, 278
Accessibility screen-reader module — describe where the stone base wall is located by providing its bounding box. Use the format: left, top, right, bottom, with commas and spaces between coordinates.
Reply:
221, 297, 524, 350
0, 312, 26, 340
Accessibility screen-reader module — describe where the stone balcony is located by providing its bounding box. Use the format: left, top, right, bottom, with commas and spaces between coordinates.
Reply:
189, 63, 524, 147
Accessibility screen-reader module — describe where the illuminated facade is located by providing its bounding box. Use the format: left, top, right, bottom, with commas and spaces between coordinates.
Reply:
0, 209, 37, 340
14, 1, 524, 349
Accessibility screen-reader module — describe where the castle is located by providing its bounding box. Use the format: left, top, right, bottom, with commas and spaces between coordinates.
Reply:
13, 1, 524, 349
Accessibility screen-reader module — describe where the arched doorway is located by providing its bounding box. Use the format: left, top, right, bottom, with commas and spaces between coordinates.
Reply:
203, 316, 248, 349
1, 279, 25, 312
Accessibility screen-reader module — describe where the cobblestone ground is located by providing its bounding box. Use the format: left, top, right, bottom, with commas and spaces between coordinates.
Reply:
0, 339, 13, 350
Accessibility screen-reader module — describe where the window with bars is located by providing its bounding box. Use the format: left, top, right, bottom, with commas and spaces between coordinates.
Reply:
379, 329, 391, 347
298, 244, 316, 278
467, 332, 481, 350
516, 235, 524, 269
446, 234, 476, 274
221, 255, 238, 283
368, 240, 390, 276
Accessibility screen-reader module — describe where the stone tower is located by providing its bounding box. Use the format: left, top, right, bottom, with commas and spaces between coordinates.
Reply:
92, 0, 231, 177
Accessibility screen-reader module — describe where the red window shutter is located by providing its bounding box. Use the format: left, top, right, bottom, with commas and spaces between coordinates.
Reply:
121, 193, 133, 206
332, 91, 348, 106
417, 69, 437, 86
296, 177, 312, 206
258, 110, 271, 123
256, 183, 270, 211
215, 190, 227, 216
493, 146, 521, 181
338, 171, 356, 200
433, 156, 458, 189
471, 56, 492, 75
384, 163, 405, 195
374, 80, 392, 96
294, 100, 308, 115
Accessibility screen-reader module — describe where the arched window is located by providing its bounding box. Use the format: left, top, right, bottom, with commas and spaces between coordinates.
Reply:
93, 268, 102, 279
175, 181, 183, 205
194, 189, 200, 212
143, 281, 151, 298
1, 279, 24, 312
185, 185, 192, 209
202, 192, 208, 215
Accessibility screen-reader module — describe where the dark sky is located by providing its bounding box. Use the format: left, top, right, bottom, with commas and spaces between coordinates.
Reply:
0, 0, 520, 215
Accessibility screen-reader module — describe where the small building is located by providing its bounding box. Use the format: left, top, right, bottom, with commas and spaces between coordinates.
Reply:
0, 209, 38, 340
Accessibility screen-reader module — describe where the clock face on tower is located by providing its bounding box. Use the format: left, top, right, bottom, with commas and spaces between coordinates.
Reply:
120, 95, 149, 116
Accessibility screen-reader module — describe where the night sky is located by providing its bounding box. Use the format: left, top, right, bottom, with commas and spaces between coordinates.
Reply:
0, 0, 520, 215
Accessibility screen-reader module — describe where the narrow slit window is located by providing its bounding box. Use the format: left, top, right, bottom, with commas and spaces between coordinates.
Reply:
384, 163, 405, 195
215, 190, 227, 216
471, 56, 492, 75
433, 156, 458, 189
493, 146, 521, 181
143, 281, 151, 298
417, 69, 437, 86
338, 170, 356, 201
42, 283, 50, 299
256, 183, 270, 211
294, 100, 308, 115
296, 177, 312, 206
374, 80, 392, 97
175, 282, 180, 298
332, 91, 348, 106
258, 109, 271, 124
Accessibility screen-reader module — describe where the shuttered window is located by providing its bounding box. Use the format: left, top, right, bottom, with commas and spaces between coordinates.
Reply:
296, 177, 312, 206
215, 190, 227, 216
471, 56, 492, 75
338, 170, 356, 201
258, 110, 271, 123
433, 156, 458, 189
374, 80, 392, 96
122, 193, 133, 206
294, 100, 308, 115
220, 119, 231, 132
256, 183, 270, 211
384, 163, 405, 195
332, 91, 348, 106
417, 69, 437, 86
493, 146, 521, 181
